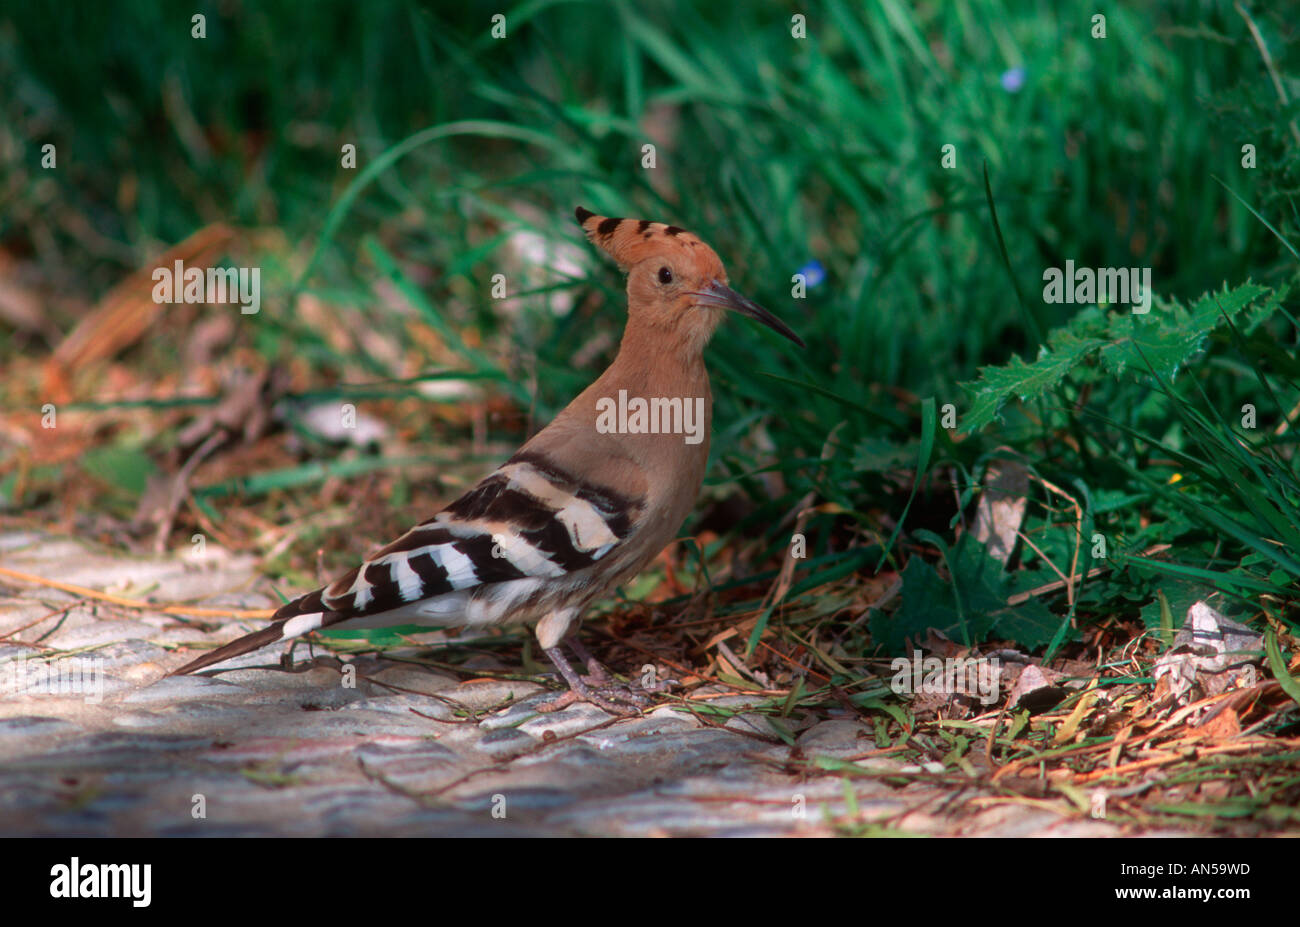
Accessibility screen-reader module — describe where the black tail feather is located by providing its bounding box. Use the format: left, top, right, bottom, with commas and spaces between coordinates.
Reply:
169, 623, 291, 676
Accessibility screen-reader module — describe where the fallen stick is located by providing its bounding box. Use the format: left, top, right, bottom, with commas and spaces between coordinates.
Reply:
0, 565, 275, 620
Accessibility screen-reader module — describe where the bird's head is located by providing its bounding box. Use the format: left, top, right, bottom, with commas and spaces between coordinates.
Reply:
575, 206, 804, 352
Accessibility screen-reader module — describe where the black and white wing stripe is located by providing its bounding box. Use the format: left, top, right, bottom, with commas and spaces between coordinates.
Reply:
171, 451, 643, 675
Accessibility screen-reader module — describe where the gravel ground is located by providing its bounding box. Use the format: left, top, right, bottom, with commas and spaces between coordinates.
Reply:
0, 531, 1133, 837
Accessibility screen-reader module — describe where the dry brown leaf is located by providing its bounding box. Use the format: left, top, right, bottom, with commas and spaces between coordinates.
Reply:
1197, 705, 1242, 741
45, 224, 236, 400
971, 454, 1029, 567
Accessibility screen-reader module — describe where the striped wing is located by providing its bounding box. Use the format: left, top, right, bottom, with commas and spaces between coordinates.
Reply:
170, 449, 645, 676
276, 449, 642, 630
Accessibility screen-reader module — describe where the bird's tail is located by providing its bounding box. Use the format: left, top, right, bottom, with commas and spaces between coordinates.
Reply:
169, 591, 332, 676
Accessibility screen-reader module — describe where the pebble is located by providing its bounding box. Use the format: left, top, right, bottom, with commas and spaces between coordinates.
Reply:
723, 711, 783, 739
440, 678, 545, 712
367, 665, 461, 696
354, 738, 461, 768
577, 713, 699, 750
111, 710, 172, 730
795, 719, 875, 758
121, 675, 249, 704
515, 703, 612, 739
476, 694, 552, 731
246, 708, 429, 740
474, 727, 540, 759
0, 716, 80, 738
338, 694, 456, 719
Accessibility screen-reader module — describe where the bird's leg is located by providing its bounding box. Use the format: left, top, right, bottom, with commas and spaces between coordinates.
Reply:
536, 645, 644, 716
567, 636, 613, 686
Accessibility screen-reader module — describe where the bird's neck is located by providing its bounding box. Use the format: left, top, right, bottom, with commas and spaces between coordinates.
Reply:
521, 313, 714, 523
603, 316, 712, 399
544, 316, 714, 467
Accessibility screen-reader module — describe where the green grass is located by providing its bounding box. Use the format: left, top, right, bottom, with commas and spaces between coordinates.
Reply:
2, 0, 1298, 657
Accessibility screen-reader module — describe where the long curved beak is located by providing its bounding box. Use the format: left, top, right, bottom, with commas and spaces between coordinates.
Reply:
691, 281, 805, 348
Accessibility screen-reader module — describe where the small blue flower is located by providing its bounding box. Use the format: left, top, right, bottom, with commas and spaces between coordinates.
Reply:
797, 259, 825, 288
1000, 67, 1026, 93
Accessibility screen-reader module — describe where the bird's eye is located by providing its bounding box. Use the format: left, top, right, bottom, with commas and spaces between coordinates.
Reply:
657, 266, 673, 285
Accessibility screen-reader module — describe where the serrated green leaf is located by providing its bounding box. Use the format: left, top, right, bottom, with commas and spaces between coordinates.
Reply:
962, 333, 1106, 431
959, 281, 1276, 432
1100, 283, 1267, 380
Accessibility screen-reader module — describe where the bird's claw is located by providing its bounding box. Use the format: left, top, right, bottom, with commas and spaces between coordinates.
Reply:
536, 682, 644, 717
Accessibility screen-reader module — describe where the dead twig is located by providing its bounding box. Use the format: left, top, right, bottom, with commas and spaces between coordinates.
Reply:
0, 565, 275, 619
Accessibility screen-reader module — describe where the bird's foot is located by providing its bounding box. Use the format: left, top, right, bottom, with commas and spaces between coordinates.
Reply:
540, 644, 664, 716
565, 637, 613, 686
566, 638, 681, 693
579, 667, 613, 688
535, 680, 646, 717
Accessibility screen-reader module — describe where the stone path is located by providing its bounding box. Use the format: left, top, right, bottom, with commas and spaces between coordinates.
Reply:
0, 531, 1126, 836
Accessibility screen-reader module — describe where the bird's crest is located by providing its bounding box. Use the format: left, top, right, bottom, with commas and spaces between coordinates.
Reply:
574, 206, 710, 270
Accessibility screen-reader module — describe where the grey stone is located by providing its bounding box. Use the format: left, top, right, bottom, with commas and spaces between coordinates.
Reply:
141, 700, 260, 728
549, 796, 772, 836
723, 711, 783, 739
48, 731, 217, 754
438, 679, 544, 712
0, 716, 80, 737
246, 708, 430, 739
338, 694, 455, 719
356, 757, 467, 794
515, 703, 612, 739
216, 664, 371, 696
511, 741, 621, 775
42, 621, 161, 650
110, 710, 172, 730
121, 675, 250, 704
457, 787, 576, 813
198, 736, 367, 767
795, 719, 874, 759
476, 694, 553, 731
303, 787, 418, 818
474, 727, 539, 759
354, 738, 461, 768
0, 531, 42, 552
286, 686, 374, 711
367, 665, 461, 697
611, 728, 752, 762
173, 649, 282, 673
576, 712, 699, 750
83, 639, 172, 670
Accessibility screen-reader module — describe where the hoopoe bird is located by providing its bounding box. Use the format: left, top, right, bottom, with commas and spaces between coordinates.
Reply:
171, 207, 804, 712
